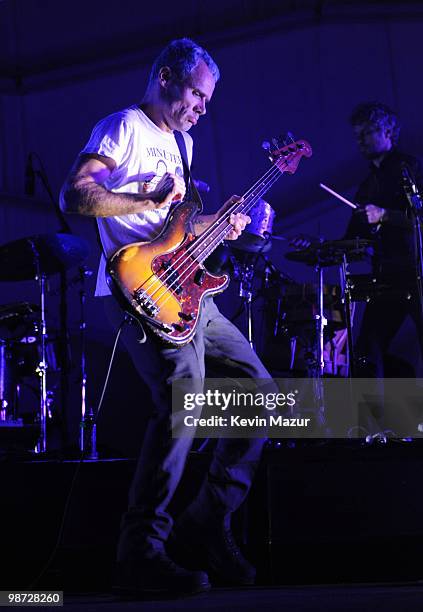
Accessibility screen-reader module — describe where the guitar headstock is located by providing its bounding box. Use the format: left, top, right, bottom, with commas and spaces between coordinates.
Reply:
262, 133, 312, 175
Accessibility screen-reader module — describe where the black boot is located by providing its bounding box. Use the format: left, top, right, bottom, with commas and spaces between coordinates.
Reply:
113, 550, 211, 596
169, 515, 256, 586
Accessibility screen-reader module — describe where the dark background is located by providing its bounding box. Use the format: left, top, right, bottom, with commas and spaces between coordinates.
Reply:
1, 0, 423, 455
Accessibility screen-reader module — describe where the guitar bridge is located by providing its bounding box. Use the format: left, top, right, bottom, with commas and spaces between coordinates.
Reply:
133, 289, 159, 317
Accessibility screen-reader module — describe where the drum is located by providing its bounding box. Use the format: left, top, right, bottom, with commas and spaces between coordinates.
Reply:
322, 327, 349, 377
268, 282, 345, 330
0, 302, 39, 341
347, 274, 414, 302
0, 342, 18, 420
260, 283, 350, 376
12, 328, 64, 377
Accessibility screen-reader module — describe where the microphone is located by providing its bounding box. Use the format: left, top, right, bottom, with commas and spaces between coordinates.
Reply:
401, 162, 418, 194
193, 179, 210, 193
25, 154, 35, 196
401, 162, 422, 210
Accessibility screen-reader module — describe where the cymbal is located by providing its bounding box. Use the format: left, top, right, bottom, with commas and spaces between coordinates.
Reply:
230, 232, 272, 253
322, 239, 374, 251
0, 233, 90, 281
285, 238, 373, 267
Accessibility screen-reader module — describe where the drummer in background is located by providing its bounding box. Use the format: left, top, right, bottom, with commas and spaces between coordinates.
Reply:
292, 102, 423, 378
344, 101, 423, 378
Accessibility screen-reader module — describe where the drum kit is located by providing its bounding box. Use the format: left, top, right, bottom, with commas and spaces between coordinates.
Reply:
0, 208, 375, 451
227, 198, 374, 380
0, 233, 89, 454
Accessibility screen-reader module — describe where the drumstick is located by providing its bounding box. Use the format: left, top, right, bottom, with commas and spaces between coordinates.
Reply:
319, 183, 358, 209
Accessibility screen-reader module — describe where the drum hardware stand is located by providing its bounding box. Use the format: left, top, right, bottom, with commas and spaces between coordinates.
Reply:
27, 152, 74, 448
401, 165, 423, 326
289, 337, 297, 370
401, 165, 423, 438
28, 238, 49, 454
313, 258, 327, 428
0, 340, 22, 426
0, 341, 10, 422
238, 262, 256, 349
78, 267, 98, 459
340, 255, 356, 377
36, 275, 48, 454
261, 256, 300, 371
238, 248, 280, 350
237, 236, 275, 350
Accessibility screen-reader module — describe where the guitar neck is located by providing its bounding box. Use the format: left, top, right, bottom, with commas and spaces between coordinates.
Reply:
193, 165, 280, 264
190, 138, 312, 264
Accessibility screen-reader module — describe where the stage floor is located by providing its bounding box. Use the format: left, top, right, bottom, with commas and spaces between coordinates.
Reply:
63, 583, 423, 611
2, 440, 423, 593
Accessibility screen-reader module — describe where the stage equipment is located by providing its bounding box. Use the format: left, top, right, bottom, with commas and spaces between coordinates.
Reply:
401, 163, 423, 328
285, 239, 372, 377
261, 280, 347, 376
230, 198, 275, 254
107, 137, 312, 347
319, 183, 358, 209
229, 198, 275, 348
346, 273, 414, 303
229, 251, 262, 349
78, 266, 98, 459
285, 241, 367, 370
0, 233, 89, 452
280, 239, 372, 424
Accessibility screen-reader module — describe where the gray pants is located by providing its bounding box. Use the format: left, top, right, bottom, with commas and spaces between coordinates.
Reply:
103, 296, 271, 562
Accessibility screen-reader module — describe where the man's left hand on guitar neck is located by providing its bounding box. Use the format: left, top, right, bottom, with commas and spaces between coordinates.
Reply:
193, 195, 251, 240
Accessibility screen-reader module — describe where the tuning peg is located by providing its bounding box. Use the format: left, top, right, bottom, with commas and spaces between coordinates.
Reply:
261, 140, 273, 161
281, 132, 295, 146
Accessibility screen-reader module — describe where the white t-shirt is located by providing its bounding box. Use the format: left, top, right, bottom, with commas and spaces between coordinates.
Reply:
78, 105, 193, 296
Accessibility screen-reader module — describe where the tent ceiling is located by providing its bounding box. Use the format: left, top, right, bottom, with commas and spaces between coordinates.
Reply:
2, 0, 423, 92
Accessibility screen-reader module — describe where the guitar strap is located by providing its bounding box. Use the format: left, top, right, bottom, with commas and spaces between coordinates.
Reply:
174, 131, 231, 275
95, 131, 203, 259
174, 130, 203, 214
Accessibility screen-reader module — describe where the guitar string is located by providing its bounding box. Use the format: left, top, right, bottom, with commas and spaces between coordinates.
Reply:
137, 153, 294, 306
162, 144, 307, 278
132, 157, 285, 300
139, 156, 296, 318
152, 161, 291, 316
143, 162, 286, 309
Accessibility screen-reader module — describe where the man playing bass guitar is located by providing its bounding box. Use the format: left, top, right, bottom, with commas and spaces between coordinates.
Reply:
60, 38, 274, 596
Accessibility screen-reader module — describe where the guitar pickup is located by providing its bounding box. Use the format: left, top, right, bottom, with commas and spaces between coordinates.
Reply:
178, 312, 196, 321
173, 322, 190, 333
194, 269, 206, 286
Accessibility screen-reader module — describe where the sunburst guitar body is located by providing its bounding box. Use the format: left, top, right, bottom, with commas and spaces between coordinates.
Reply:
107, 137, 312, 346
107, 201, 229, 346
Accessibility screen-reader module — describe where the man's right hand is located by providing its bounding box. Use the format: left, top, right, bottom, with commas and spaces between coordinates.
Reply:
150, 173, 186, 208
61, 156, 186, 217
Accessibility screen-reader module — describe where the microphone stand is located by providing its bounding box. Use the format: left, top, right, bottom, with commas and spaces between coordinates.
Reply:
78, 266, 97, 459
401, 164, 423, 327
26, 239, 48, 453
29, 152, 73, 451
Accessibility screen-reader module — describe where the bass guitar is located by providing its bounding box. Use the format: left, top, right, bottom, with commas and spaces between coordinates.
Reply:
107, 138, 312, 346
